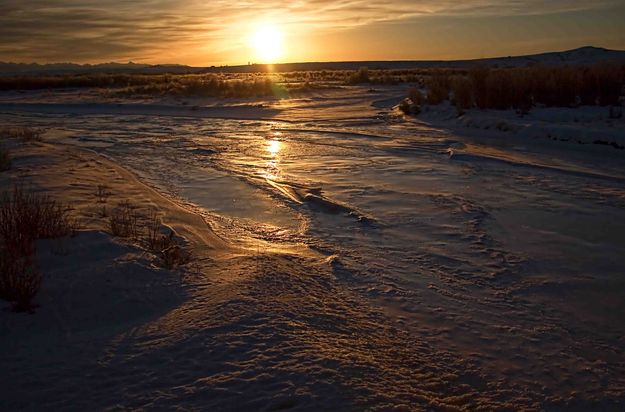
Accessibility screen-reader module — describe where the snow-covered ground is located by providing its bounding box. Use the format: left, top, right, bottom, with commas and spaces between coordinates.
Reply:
1, 86, 625, 410
414, 101, 625, 150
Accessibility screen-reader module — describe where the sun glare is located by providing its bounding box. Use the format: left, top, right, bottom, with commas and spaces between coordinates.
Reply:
251, 25, 284, 62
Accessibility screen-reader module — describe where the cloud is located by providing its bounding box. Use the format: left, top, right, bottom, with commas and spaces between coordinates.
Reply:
0, 0, 620, 63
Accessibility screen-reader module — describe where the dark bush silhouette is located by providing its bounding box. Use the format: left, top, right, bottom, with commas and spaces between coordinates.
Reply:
0, 144, 10, 171
0, 185, 74, 312
0, 185, 74, 254
143, 211, 191, 269
347, 67, 370, 85
408, 87, 424, 106
0, 252, 40, 313
399, 87, 424, 115
451, 76, 472, 115
411, 63, 625, 112
426, 74, 450, 105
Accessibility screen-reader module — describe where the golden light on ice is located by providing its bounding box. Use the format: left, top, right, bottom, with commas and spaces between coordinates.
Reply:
267, 139, 281, 156
251, 25, 284, 62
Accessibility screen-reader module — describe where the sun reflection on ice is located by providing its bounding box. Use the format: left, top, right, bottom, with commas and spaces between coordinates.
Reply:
267, 139, 281, 156
265, 134, 283, 180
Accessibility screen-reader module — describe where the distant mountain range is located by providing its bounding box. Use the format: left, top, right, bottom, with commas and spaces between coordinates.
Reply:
1, 46, 624, 76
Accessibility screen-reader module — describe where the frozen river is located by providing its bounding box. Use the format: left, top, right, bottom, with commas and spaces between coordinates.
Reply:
2, 88, 625, 409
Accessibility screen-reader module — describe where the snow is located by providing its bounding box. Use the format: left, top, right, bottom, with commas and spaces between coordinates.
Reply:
1, 85, 625, 410
411, 102, 625, 150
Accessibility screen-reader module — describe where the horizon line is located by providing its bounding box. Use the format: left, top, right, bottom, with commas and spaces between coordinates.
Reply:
1, 45, 623, 69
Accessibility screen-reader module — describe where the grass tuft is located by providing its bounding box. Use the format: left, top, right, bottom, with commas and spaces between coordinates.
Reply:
144, 212, 191, 269
109, 200, 139, 238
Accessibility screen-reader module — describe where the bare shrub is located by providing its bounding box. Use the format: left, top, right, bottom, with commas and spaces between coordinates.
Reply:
469, 67, 490, 109
398, 99, 412, 115
154, 231, 191, 269
417, 63, 625, 111
451, 76, 472, 115
0, 251, 41, 312
399, 88, 423, 115
0, 126, 43, 142
408, 87, 423, 107
0, 185, 74, 255
594, 64, 623, 106
145, 211, 161, 251
530, 66, 578, 107
486, 70, 515, 109
109, 200, 139, 238
346, 67, 370, 85
0, 185, 73, 312
426, 74, 450, 105
0, 144, 10, 171
143, 212, 191, 269
95, 184, 111, 203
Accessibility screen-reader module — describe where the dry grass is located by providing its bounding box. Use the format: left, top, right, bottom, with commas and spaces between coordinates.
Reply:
107, 200, 191, 269
144, 211, 191, 269
0, 71, 296, 98
0, 68, 448, 96
109, 200, 139, 238
145, 211, 161, 250
0, 185, 74, 312
115, 75, 286, 98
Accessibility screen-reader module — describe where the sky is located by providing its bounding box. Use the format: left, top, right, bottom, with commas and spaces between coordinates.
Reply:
0, 0, 624, 65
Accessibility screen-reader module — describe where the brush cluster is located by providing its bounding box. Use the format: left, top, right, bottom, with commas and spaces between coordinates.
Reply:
421, 64, 625, 114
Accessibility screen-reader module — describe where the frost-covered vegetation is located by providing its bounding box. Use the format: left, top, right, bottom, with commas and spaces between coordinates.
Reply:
0, 68, 441, 97
0, 68, 446, 92
1, 64, 623, 107
0, 72, 317, 98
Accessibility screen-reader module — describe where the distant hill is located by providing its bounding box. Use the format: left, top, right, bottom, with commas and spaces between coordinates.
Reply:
1, 46, 624, 76
0, 62, 195, 76
231, 46, 625, 73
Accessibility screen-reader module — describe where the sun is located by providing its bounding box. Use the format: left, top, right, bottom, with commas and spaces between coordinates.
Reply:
250, 25, 284, 62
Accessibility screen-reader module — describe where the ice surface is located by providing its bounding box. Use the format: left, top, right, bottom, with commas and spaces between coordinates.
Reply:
1, 86, 625, 409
